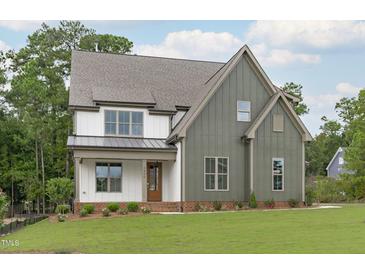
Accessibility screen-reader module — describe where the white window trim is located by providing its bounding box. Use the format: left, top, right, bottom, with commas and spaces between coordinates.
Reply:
95, 162, 123, 193
104, 110, 144, 137
237, 100, 251, 122
272, 157, 284, 192
204, 156, 230, 191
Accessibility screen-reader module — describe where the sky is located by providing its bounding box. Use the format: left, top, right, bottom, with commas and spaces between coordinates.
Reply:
0, 20, 364, 135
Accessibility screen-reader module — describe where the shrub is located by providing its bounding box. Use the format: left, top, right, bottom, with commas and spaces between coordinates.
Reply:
212, 201, 222, 211
315, 177, 345, 203
82, 204, 95, 214
102, 208, 110, 217
107, 203, 120, 212
79, 208, 88, 217
234, 201, 244, 210
0, 192, 9, 226
249, 192, 257, 208
117, 208, 128, 215
264, 198, 275, 209
46, 177, 73, 206
288, 199, 299, 208
55, 204, 70, 214
141, 206, 151, 214
127, 202, 139, 212
193, 202, 202, 212
57, 214, 66, 222
305, 183, 315, 206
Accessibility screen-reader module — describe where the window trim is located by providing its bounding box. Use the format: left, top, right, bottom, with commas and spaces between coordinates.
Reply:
272, 158, 284, 192
237, 100, 251, 122
104, 110, 144, 137
95, 162, 123, 193
204, 156, 229, 192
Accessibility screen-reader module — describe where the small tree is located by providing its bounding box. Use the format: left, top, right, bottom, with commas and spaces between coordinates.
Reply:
46, 178, 73, 208
249, 192, 257, 208
0, 191, 9, 226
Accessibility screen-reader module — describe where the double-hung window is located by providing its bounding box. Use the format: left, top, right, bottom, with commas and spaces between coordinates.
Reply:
272, 158, 284, 191
96, 163, 122, 192
237, 101, 251, 122
204, 157, 229, 191
105, 110, 143, 136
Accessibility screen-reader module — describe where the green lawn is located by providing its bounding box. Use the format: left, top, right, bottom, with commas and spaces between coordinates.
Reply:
1, 204, 365, 253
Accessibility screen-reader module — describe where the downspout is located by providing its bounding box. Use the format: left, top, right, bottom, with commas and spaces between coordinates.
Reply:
180, 138, 185, 212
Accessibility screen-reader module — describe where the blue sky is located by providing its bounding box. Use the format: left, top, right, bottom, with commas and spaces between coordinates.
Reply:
0, 20, 364, 135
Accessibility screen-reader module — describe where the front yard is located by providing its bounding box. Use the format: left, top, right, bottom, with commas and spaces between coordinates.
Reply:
1, 204, 365, 253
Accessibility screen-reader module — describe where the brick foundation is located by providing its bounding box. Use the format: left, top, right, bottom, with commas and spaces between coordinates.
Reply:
74, 200, 305, 213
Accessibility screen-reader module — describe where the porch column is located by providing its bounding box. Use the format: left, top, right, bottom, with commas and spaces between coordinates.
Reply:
142, 160, 147, 202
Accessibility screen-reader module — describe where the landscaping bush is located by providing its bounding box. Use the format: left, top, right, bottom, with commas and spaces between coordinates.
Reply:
212, 201, 222, 211
0, 192, 9, 226
102, 208, 110, 217
79, 208, 88, 217
315, 177, 345, 203
117, 208, 128, 215
305, 184, 315, 206
127, 202, 139, 212
57, 214, 66, 222
234, 200, 244, 210
249, 192, 257, 208
107, 203, 120, 212
46, 177, 73, 206
288, 199, 299, 208
55, 204, 70, 214
141, 206, 151, 214
193, 202, 202, 212
264, 198, 275, 209
82, 204, 95, 214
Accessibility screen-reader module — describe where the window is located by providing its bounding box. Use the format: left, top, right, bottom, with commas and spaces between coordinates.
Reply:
237, 101, 251, 122
96, 163, 122, 192
272, 158, 284, 191
204, 157, 229, 191
339, 157, 344, 165
105, 110, 143, 136
273, 114, 284, 132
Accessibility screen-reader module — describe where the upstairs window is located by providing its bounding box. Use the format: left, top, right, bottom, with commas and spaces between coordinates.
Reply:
105, 110, 143, 137
237, 101, 251, 122
272, 158, 284, 191
204, 157, 229, 191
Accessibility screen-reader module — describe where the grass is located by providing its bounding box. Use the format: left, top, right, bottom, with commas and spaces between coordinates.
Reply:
1, 204, 365, 253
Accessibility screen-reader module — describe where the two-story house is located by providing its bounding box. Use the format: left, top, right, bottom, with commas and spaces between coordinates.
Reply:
67, 45, 312, 212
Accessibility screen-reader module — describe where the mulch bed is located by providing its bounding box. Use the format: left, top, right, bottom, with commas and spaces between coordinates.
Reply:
48, 212, 152, 223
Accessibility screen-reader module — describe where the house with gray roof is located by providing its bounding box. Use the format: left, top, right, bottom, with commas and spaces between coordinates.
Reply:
67, 45, 312, 212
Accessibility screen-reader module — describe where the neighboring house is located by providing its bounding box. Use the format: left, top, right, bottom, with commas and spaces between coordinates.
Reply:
67, 45, 312, 212
326, 147, 352, 178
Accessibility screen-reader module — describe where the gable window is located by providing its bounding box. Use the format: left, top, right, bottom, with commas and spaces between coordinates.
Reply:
204, 157, 229, 191
273, 114, 284, 132
272, 158, 284, 191
105, 110, 143, 136
237, 101, 251, 122
339, 157, 344, 165
96, 163, 122, 192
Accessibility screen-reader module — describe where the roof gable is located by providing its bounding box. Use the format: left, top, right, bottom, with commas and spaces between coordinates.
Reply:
326, 147, 344, 170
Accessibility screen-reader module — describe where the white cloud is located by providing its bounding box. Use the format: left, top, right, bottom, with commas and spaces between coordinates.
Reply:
0, 40, 10, 51
246, 21, 365, 49
136, 29, 243, 62
335, 82, 360, 96
251, 43, 320, 66
0, 20, 43, 31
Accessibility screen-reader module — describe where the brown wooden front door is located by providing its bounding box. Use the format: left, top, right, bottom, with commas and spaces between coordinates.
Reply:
147, 162, 162, 202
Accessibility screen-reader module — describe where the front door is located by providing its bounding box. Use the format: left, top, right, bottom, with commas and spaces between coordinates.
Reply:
147, 162, 162, 202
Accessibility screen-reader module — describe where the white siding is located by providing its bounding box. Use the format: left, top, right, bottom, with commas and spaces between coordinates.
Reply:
79, 159, 143, 202
162, 142, 181, 202
75, 106, 170, 138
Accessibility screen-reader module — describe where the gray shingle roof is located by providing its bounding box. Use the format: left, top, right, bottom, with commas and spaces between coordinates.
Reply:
67, 136, 177, 150
69, 50, 224, 111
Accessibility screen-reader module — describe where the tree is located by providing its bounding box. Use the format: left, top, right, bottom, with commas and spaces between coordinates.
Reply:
46, 177, 73, 206
281, 82, 309, 116
79, 34, 133, 54
0, 191, 9, 226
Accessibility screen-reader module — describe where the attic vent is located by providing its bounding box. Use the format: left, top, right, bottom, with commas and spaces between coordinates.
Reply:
273, 114, 284, 132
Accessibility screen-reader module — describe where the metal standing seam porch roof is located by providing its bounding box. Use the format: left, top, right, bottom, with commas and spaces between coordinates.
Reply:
67, 136, 177, 151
